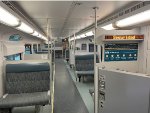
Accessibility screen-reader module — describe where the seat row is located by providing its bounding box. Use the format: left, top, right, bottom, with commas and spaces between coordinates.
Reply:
75, 54, 99, 82
0, 61, 51, 113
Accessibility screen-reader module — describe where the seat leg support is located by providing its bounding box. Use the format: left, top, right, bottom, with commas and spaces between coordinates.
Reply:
35, 105, 43, 113
78, 76, 81, 82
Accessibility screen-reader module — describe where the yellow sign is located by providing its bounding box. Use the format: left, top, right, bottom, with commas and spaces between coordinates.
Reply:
105, 35, 144, 40
113, 35, 136, 40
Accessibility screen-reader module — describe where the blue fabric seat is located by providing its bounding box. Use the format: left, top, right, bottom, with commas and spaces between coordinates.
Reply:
0, 92, 50, 108
0, 62, 50, 109
75, 54, 99, 82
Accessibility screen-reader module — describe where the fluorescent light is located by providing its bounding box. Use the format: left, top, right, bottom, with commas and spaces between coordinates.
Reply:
0, 6, 20, 26
86, 31, 94, 36
37, 34, 42, 38
75, 36, 80, 39
116, 10, 150, 27
69, 38, 72, 41
32, 31, 39, 36
70, 37, 74, 41
80, 34, 86, 38
41, 36, 48, 41
38, 34, 48, 41
101, 24, 116, 30
17, 22, 34, 34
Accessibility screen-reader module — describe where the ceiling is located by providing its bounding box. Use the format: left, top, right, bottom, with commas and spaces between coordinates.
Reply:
14, 1, 136, 39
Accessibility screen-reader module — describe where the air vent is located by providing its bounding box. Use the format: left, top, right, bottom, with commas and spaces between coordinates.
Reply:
98, 1, 150, 26
2, 1, 16, 12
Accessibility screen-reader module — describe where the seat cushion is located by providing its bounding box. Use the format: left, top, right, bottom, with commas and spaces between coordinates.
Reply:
6, 63, 50, 73
6, 71, 50, 94
0, 92, 50, 108
76, 71, 94, 75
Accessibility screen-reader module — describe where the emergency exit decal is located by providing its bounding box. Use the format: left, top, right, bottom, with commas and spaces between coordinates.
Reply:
104, 43, 138, 62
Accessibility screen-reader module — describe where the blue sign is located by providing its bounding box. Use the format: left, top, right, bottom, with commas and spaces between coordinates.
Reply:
9, 34, 22, 41
104, 43, 138, 62
105, 50, 138, 61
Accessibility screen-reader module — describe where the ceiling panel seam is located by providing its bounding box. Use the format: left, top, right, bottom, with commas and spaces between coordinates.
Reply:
59, 1, 81, 37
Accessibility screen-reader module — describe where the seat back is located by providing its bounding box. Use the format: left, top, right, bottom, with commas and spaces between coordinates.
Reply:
65, 50, 69, 59
6, 62, 50, 94
75, 54, 99, 71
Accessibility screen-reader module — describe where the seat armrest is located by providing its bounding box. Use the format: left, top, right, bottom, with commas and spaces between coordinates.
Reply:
47, 90, 50, 96
2, 94, 8, 99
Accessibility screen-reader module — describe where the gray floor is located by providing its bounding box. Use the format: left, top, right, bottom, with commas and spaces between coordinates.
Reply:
65, 60, 94, 113
54, 59, 89, 113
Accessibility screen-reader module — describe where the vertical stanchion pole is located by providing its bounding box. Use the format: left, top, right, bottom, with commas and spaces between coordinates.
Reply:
47, 19, 50, 60
54, 39, 56, 63
93, 7, 98, 113
31, 44, 34, 54
62, 38, 63, 58
46, 19, 54, 113
69, 35, 71, 64
73, 33, 76, 69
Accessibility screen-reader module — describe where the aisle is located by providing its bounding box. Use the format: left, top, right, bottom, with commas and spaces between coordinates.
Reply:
54, 59, 89, 113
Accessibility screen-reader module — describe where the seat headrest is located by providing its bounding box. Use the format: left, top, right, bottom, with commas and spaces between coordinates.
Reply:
75, 54, 98, 60
6, 62, 50, 73
75, 54, 99, 63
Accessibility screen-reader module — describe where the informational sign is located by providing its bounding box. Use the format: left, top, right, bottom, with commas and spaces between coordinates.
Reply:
104, 43, 138, 62
9, 34, 22, 41
105, 35, 144, 41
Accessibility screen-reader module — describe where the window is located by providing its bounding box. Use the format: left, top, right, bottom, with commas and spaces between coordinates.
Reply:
76, 47, 80, 50
25, 44, 32, 54
5, 53, 21, 61
89, 44, 98, 52
38, 44, 41, 51
81, 44, 87, 50
44, 44, 51, 48
33, 44, 37, 53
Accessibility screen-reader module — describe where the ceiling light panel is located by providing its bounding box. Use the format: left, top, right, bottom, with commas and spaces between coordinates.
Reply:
32, 31, 39, 36
76, 36, 80, 39
0, 6, 20, 26
17, 22, 34, 34
41, 36, 48, 41
101, 24, 116, 30
80, 34, 86, 38
86, 31, 94, 36
37, 34, 42, 38
116, 10, 150, 27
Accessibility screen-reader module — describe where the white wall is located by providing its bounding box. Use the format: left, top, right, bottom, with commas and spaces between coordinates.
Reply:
75, 38, 92, 54
3, 42, 25, 56
24, 54, 48, 60
139, 25, 150, 75
0, 24, 42, 43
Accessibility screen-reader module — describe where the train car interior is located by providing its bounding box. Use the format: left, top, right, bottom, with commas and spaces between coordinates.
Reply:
0, 1, 150, 113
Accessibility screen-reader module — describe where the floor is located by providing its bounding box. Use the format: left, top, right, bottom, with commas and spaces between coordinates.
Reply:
65, 60, 94, 113
54, 59, 89, 113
